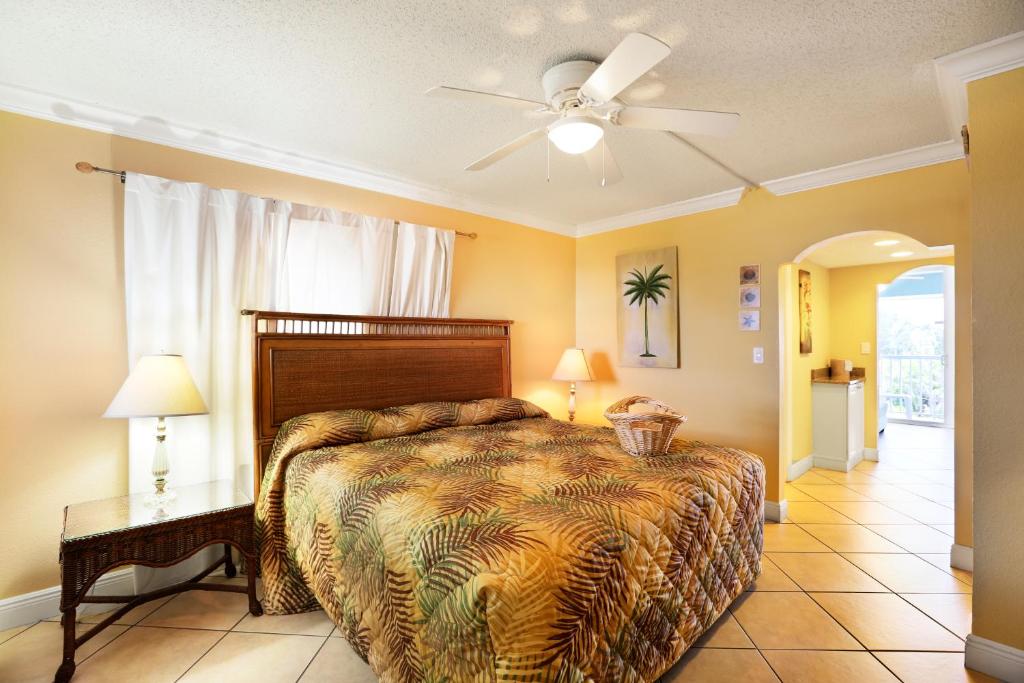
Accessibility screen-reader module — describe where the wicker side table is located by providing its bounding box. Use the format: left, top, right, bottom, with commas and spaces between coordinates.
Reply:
56, 480, 261, 682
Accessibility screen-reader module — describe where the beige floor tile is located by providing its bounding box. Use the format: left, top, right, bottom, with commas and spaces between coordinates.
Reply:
729, 592, 862, 650
693, 611, 755, 648
790, 484, 870, 501
844, 483, 927, 501
74, 626, 222, 682
328, 627, 342, 638
879, 424, 953, 450
299, 637, 377, 682
888, 499, 957, 523
140, 589, 249, 630
0, 624, 30, 646
179, 632, 324, 682
797, 524, 906, 553
766, 553, 889, 592
900, 484, 956, 503
762, 650, 899, 682
884, 499, 956, 524
901, 593, 973, 639
762, 524, 832, 552
917, 554, 974, 585
785, 502, 857, 524
811, 592, 964, 651
234, 609, 335, 636
867, 469, 932, 484
791, 471, 836, 485
662, 648, 779, 682
822, 501, 918, 524
0, 620, 129, 683
866, 524, 955, 553
917, 470, 957, 486
873, 652, 1000, 683
815, 470, 881, 484
747, 557, 800, 591
854, 459, 883, 471
842, 553, 971, 593
78, 597, 174, 626
783, 484, 815, 502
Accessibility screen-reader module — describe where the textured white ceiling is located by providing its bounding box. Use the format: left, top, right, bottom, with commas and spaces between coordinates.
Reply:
2, 1, 1022, 228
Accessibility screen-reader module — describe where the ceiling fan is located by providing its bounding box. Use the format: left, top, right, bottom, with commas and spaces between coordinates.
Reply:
427, 33, 740, 185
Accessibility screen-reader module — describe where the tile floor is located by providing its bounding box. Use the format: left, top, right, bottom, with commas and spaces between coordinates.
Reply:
0, 426, 990, 682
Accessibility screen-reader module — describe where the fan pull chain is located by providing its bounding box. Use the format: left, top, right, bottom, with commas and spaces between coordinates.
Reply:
546, 136, 551, 183
601, 141, 607, 187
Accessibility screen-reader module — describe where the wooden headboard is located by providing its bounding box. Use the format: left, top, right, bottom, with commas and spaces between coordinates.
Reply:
247, 310, 512, 496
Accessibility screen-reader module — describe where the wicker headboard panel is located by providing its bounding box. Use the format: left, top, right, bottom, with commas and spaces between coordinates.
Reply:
247, 310, 512, 496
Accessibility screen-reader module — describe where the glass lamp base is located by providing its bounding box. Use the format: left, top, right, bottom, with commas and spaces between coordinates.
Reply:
143, 488, 177, 509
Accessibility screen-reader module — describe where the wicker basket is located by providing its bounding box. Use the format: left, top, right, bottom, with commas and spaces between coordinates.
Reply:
604, 396, 687, 456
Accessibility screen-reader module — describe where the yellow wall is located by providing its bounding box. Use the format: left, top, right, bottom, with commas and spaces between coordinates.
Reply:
0, 105, 980, 604
575, 163, 970, 506
780, 262, 831, 472
967, 67, 1024, 651
0, 110, 576, 600
827, 256, 954, 449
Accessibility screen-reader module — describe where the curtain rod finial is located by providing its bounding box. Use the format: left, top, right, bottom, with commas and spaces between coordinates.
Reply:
75, 161, 95, 174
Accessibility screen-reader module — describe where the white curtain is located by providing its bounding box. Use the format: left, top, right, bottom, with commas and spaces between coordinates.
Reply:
122, 173, 454, 496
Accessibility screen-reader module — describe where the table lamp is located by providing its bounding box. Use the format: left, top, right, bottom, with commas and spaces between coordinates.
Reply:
104, 354, 208, 506
552, 348, 593, 422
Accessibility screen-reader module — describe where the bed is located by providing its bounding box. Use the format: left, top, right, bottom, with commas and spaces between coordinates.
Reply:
248, 311, 765, 682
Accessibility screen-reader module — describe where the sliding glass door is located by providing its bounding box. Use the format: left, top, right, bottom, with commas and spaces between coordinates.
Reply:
877, 266, 954, 427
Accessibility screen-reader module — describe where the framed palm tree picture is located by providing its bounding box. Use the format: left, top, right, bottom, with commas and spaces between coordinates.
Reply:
616, 247, 679, 368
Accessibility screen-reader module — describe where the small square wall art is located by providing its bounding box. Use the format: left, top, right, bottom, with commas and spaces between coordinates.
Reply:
740, 285, 760, 308
739, 310, 760, 331
740, 264, 760, 285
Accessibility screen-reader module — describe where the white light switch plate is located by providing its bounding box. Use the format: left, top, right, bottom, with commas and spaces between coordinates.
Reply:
753, 347, 764, 364
861, 342, 871, 354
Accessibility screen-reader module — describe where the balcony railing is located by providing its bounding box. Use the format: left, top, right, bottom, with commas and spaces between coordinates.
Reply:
878, 354, 946, 423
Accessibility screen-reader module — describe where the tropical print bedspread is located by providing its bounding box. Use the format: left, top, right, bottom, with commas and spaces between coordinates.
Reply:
255, 398, 764, 683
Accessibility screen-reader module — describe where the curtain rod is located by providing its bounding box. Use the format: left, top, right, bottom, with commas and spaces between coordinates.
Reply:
74, 161, 478, 239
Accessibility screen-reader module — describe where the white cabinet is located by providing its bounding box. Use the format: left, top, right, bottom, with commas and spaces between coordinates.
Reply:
812, 380, 866, 472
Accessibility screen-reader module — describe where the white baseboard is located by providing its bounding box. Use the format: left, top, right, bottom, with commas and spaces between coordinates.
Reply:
764, 499, 788, 523
813, 449, 864, 472
951, 543, 974, 572
788, 455, 814, 481
966, 634, 1024, 682
864, 447, 878, 462
0, 568, 135, 631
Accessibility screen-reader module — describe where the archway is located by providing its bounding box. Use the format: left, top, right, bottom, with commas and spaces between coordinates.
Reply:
776, 230, 967, 571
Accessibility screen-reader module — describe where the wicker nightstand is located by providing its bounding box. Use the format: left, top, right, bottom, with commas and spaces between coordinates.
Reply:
55, 480, 261, 682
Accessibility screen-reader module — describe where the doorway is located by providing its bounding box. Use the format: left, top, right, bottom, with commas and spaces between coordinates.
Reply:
876, 265, 955, 428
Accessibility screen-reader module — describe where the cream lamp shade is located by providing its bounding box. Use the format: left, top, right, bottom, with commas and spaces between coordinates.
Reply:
552, 348, 593, 382
104, 354, 208, 418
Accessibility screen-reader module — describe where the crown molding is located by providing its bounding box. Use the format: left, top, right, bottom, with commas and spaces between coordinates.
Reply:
0, 54, 998, 240
575, 187, 746, 236
762, 140, 964, 196
0, 81, 577, 237
934, 30, 1024, 139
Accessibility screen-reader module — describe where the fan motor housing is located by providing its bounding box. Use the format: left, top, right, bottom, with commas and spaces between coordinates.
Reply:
542, 60, 599, 110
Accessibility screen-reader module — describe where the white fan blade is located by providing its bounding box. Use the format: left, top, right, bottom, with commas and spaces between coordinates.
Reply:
579, 33, 670, 106
426, 85, 545, 110
466, 126, 548, 171
583, 140, 623, 186
616, 106, 740, 136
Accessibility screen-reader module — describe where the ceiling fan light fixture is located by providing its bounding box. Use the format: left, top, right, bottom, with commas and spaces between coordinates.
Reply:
548, 116, 604, 155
